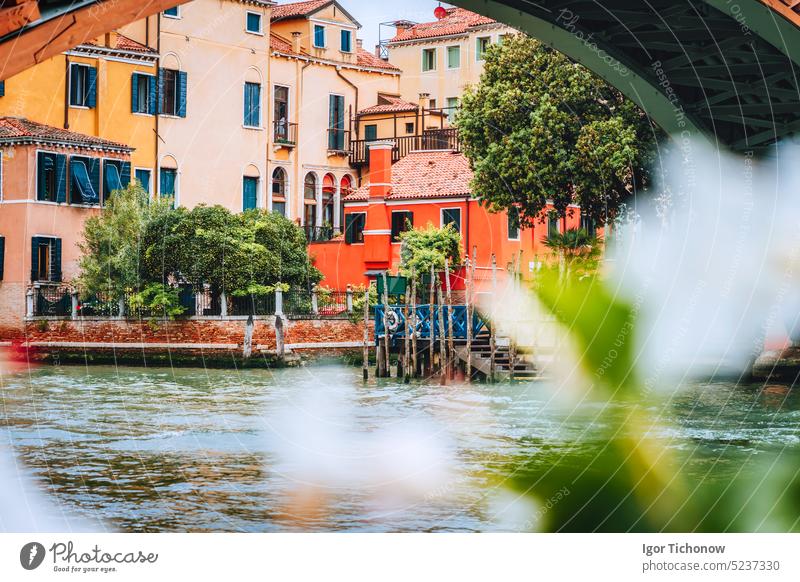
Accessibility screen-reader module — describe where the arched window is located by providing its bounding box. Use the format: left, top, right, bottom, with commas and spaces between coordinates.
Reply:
322, 173, 336, 227
339, 175, 353, 233
303, 172, 317, 229
272, 167, 287, 216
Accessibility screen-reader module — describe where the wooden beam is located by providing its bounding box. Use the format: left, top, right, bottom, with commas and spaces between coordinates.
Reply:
0, 1, 39, 38
0, 0, 191, 80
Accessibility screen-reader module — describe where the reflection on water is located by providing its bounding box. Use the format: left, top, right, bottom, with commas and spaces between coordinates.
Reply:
1, 365, 799, 532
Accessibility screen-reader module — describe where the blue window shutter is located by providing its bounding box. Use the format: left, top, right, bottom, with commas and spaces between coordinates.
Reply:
148, 74, 157, 115
243, 177, 257, 211
157, 68, 165, 114
328, 95, 335, 149
88, 158, 100, 201
0, 81, 5, 97
86, 66, 97, 109
36, 152, 47, 200
55, 154, 67, 203
177, 71, 187, 117
131, 72, 139, 112
30, 237, 40, 281
121, 161, 131, 188
51, 238, 62, 282
0, 236, 5, 280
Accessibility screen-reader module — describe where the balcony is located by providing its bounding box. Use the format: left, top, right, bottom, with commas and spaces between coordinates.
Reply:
349, 128, 460, 167
304, 225, 337, 243
273, 120, 297, 148
327, 128, 350, 155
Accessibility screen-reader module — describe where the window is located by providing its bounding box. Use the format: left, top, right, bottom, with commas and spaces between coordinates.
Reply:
314, 25, 326, 48
135, 169, 151, 194
341, 30, 352, 52
31, 237, 61, 282
272, 167, 287, 216
37, 152, 66, 203
304, 173, 317, 227
364, 124, 378, 141
580, 214, 596, 234
548, 213, 560, 237
328, 94, 345, 151
447, 45, 461, 69
405, 122, 414, 134
160, 168, 177, 200
429, 98, 437, 109
0, 236, 4, 281
69, 63, 96, 108
246, 12, 262, 34
0, 80, 6, 97
69, 156, 100, 205
508, 207, 520, 240
244, 82, 261, 127
476, 36, 491, 61
273, 85, 290, 141
345, 213, 366, 244
163, 6, 179, 18
422, 48, 436, 72
243, 176, 258, 211
159, 68, 187, 117
391, 211, 413, 242
442, 207, 461, 233
103, 159, 131, 200
131, 73, 156, 115
446, 97, 458, 122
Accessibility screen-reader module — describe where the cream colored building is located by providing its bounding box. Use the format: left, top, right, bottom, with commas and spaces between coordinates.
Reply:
267, 0, 401, 239
385, 7, 516, 114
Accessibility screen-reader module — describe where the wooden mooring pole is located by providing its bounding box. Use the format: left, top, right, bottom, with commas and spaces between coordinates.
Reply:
410, 272, 418, 379
403, 275, 411, 383
382, 272, 391, 378
428, 264, 435, 376
362, 288, 369, 381
489, 253, 497, 384
445, 258, 454, 380
436, 277, 447, 385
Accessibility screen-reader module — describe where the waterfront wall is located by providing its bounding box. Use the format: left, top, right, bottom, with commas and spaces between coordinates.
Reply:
1, 316, 373, 359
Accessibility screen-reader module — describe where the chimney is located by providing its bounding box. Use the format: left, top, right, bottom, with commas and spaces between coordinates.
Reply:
357, 39, 363, 50
291, 31, 302, 53
363, 140, 395, 270
418, 92, 430, 110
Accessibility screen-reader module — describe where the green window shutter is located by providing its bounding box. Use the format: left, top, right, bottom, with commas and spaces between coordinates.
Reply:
36, 152, 47, 200
365, 124, 377, 141
120, 161, 131, 188
55, 154, 67, 203
88, 158, 100, 200
243, 176, 258, 211
157, 68, 165, 114
177, 71, 187, 117
131, 72, 139, 112
86, 66, 97, 108
345, 214, 355, 244
51, 238, 62, 282
0, 235, 5, 280
30, 236, 40, 281
148, 74, 157, 115
0, 80, 5, 97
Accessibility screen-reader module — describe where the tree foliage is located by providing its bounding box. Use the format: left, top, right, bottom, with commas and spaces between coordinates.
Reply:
398, 223, 462, 281
457, 34, 659, 227
77, 183, 172, 298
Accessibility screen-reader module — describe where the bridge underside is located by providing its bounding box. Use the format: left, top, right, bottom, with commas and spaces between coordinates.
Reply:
456, 0, 800, 152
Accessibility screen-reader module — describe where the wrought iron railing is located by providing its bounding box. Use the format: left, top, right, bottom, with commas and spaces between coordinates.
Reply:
374, 304, 487, 340
327, 128, 350, 153
349, 128, 460, 166
273, 120, 297, 147
304, 225, 336, 242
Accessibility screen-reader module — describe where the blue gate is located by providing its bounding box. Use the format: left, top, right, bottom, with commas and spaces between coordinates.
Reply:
374, 304, 487, 340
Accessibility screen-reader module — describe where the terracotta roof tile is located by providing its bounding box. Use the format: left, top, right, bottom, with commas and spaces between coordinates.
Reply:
357, 96, 418, 116
347, 150, 472, 201
390, 8, 497, 43
0, 117, 132, 151
356, 48, 400, 71
80, 33, 158, 56
271, 0, 330, 20
270, 32, 306, 56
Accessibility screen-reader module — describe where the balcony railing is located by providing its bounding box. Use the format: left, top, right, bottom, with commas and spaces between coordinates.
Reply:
274, 120, 297, 147
349, 128, 460, 166
327, 128, 350, 154
304, 225, 336, 243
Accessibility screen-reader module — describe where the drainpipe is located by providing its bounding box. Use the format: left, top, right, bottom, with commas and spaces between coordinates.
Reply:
296, 57, 312, 222
155, 14, 162, 196
335, 67, 358, 126
64, 56, 70, 129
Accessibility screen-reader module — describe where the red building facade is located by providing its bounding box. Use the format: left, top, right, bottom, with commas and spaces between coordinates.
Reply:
308, 141, 582, 289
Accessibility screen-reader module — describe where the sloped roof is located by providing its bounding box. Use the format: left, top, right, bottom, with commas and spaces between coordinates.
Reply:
346, 150, 472, 201
390, 7, 497, 43
0, 117, 132, 152
270, 32, 306, 56
358, 96, 418, 116
79, 33, 158, 56
271, 0, 360, 27
356, 48, 400, 71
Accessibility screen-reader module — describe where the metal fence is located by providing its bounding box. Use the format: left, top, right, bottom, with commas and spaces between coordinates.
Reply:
230, 293, 276, 316
35, 287, 71, 316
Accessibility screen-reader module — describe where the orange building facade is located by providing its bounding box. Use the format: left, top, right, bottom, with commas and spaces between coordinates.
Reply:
309, 140, 581, 290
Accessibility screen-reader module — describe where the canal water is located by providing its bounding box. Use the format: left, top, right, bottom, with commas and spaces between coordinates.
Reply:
1, 364, 798, 532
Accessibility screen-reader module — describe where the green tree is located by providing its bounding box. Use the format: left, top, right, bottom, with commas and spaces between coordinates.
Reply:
398, 223, 462, 282
457, 34, 658, 227
77, 183, 172, 299
249, 210, 322, 290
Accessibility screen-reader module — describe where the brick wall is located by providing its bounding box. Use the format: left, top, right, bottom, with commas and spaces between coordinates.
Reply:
6, 316, 373, 355
0, 282, 25, 336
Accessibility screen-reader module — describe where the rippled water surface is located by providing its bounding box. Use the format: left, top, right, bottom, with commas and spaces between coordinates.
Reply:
1, 365, 799, 532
